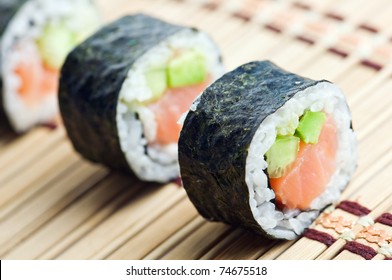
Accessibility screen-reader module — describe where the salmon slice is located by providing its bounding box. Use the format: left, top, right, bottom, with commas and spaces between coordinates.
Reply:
269, 116, 337, 210
148, 77, 211, 145
14, 43, 59, 106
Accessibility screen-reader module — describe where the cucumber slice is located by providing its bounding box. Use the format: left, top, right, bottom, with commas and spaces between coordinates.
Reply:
265, 135, 300, 178
145, 68, 167, 101
295, 111, 327, 144
167, 50, 206, 88
37, 22, 77, 70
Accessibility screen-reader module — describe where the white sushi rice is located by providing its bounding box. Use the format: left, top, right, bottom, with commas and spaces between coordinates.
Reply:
116, 28, 224, 183
1, 0, 99, 132
245, 81, 358, 239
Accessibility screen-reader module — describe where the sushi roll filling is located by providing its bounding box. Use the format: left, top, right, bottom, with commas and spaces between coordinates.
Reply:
265, 110, 338, 210
2, 0, 100, 131
117, 28, 224, 182
13, 7, 100, 103
246, 81, 357, 239
128, 48, 211, 146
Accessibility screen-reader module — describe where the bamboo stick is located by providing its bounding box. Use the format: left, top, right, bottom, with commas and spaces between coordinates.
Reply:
0, 128, 65, 185
277, 239, 328, 260
56, 184, 185, 259
334, 251, 364, 260
199, 229, 246, 260
352, 80, 392, 128
0, 128, 48, 166
3, 173, 133, 259
38, 181, 142, 260
202, 230, 278, 260
160, 222, 232, 259
89, 188, 186, 260
143, 216, 206, 260
0, 142, 78, 221
107, 198, 198, 259
0, 162, 108, 257
257, 241, 296, 260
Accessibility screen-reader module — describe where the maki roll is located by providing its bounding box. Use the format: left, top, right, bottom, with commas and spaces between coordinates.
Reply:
59, 15, 224, 183
179, 61, 357, 239
0, 0, 101, 132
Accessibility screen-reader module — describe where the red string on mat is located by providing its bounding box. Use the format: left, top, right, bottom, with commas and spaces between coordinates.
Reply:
342, 241, 378, 260
336, 201, 371, 216
303, 228, 336, 247
375, 213, 392, 227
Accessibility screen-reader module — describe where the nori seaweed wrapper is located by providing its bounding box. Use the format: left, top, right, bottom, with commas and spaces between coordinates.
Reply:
179, 61, 328, 237
0, 0, 28, 131
0, 0, 27, 36
59, 14, 190, 174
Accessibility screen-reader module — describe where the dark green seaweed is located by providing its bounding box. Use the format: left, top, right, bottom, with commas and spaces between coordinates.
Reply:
59, 14, 189, 176
0, 0, 27, 36
0, 0, 28, 131
179, 61, 328, 238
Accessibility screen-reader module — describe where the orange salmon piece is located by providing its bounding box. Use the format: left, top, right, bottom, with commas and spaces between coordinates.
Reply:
148, 78, 211, 145
270, 116, 337, 210
14, 44, 59, 106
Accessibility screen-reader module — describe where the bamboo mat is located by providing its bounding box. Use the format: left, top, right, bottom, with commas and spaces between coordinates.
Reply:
1, 0, 392, 260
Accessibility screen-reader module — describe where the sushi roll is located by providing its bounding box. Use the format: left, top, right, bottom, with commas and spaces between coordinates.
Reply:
59, 15, 224, 183
179, 61, 357, 239
0, 0, 101, 132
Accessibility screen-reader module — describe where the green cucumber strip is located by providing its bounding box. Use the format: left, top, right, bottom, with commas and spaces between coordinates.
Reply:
167, 50, 206, 88
265, 135, 300, 178
37, 22, 78, 70
295, 111, 327, 144
145, 68, 167, 101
